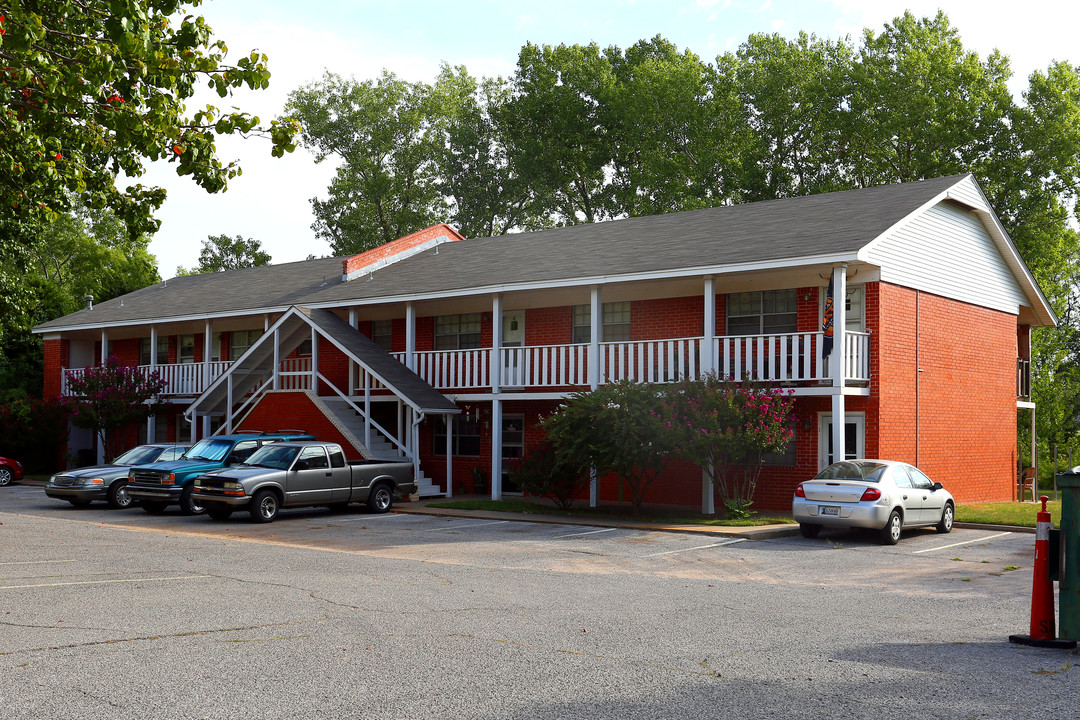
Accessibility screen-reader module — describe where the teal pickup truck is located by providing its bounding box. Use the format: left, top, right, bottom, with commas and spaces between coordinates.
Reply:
126, 431, 313, 515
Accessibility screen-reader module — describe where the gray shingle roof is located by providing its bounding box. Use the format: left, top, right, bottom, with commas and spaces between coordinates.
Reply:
34, 174, 970, 331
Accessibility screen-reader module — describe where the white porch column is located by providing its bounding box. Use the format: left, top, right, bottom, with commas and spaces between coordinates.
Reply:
203, 320, 212, 389
589, 286, 601, 390
201, 414, 211, 439
363, 369, 372, 449
226, 375, 234, 433
702, 275, 716, 376
100, 329, 108, 364
445, 416, 454, 498
830, 265, 848, 463
588, 287, 601, 508
310, 326, 319, 390
405, 302, 416, 371
491, 398, 503, 500
189, 414, 197, 444
702, 466, 716, 515
147, 325, 158, 442
272, 328, 280, 390
348, 309, 358, 396
491, 294, 502, 394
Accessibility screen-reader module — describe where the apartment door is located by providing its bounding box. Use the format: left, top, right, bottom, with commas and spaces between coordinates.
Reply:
501, 312, 526, 387
818, 413, 865, 470
501, 415, 525, 494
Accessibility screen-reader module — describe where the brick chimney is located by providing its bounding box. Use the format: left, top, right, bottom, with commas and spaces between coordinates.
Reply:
341, 224, 466, 282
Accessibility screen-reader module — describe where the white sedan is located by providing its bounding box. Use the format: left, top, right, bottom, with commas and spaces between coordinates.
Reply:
793, 460, 955, 545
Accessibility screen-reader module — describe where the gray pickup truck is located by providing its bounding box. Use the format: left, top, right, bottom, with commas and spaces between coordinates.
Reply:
191, 440, 415, 523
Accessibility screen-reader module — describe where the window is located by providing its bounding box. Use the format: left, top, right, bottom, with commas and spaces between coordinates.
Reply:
571, 301, 632, 343
761, 432, 797, 467
212, 333, 222, 362
329, 448, 346, 468
844, 285, 864, 332
433, 415, 482, 456
140, 336, 169, 365
230, 329, 262, 359
372, 319, 393, 351
178, 335, 195, 364
726, 290, 797, 336
298, 445, 329, 469
434, 313, 482, 350
295, 338, 313, 356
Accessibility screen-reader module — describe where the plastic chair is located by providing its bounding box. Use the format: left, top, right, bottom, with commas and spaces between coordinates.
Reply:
1018, 467, 1036, 502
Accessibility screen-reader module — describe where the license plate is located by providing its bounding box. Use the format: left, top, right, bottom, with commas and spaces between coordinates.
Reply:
820, 505, 840, 516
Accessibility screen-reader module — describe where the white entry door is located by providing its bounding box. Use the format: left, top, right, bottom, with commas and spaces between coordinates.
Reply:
501, 312, 525, 387
818, 413, 865, 470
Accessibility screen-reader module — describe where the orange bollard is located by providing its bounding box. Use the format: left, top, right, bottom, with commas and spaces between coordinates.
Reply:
1010, 496, 1076, 648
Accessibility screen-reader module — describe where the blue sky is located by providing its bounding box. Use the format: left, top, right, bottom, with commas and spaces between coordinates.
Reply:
142, 0, 1080, 276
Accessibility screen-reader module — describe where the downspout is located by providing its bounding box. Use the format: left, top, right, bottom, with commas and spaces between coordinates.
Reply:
916, 290, 921, 467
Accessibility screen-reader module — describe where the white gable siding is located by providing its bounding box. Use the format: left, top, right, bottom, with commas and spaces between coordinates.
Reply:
865, 202, 1027, 315
944, 175, 989, 211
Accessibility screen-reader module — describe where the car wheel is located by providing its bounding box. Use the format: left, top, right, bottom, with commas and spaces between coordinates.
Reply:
179, 486, 204, 516
206, 507, 233, 521
880, 509, 903, 545
107, 481, 133, 509
142, 501, 169, 514
0, 466, 12, 486
799, 523, 821, 538
366, 483, 394, 513
936, 502, 954, 534
68, 498, 92, 507
250, 490, 279, 523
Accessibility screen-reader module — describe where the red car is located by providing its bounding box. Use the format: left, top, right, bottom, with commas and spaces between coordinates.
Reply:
0, 456, 24, 486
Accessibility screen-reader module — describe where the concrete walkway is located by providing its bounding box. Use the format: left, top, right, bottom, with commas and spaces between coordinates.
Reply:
394, 495, 801, 539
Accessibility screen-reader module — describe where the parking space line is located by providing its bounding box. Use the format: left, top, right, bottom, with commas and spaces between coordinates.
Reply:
643, 538, 746, 557
912, 531, 1013, 554
0, 560, 76, 566
0, 575, 209, 590
421, 520, 508, 532
553, 528, 619, 539
330, 514, 418, 522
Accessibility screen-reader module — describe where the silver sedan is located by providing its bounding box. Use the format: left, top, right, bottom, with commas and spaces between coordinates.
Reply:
792, 460, 955, 545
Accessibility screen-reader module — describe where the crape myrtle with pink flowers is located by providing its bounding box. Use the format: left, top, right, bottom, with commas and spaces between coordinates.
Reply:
536, 374, 795, 516
59, 356, 168, 462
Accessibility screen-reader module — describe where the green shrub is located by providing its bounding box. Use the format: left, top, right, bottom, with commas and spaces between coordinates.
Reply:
507, 439, 589, 510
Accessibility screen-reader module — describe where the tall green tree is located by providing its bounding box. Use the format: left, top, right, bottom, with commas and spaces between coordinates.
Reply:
727, 32, 853, 200
498, 42, 617, 224
606, 36, 747, 215
285, 71, 445, 255
176, 233, 271, 275
429, 65, 546, 238
0, 208, 159, 401
0, 0, 298, 238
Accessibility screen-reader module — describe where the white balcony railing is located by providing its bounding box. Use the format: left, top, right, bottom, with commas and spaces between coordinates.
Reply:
61, 330, 873, 398
395, 331, 869, 391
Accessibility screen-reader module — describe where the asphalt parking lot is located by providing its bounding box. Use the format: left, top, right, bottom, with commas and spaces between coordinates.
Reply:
2, 484, 1076, 719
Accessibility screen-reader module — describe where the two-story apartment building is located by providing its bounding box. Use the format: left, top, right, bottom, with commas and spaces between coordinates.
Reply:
35, 174, 1055, 511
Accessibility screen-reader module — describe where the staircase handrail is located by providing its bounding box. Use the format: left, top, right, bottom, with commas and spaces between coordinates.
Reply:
217, 376, 274, 435
316, 371, 413, 461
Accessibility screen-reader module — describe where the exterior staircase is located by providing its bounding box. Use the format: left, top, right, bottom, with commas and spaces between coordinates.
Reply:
315, 395, 443, 497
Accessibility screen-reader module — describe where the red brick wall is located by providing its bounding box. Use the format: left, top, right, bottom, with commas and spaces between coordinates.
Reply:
43, 339, 70, 398
526, 306, 573, 345
316, 337, 351, 395
631, 297, 702, 340
875, 283, 1017, 502
237, 392, 365, 461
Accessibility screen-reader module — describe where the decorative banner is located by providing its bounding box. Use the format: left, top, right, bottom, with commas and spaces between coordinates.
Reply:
822, 274, 834, 359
